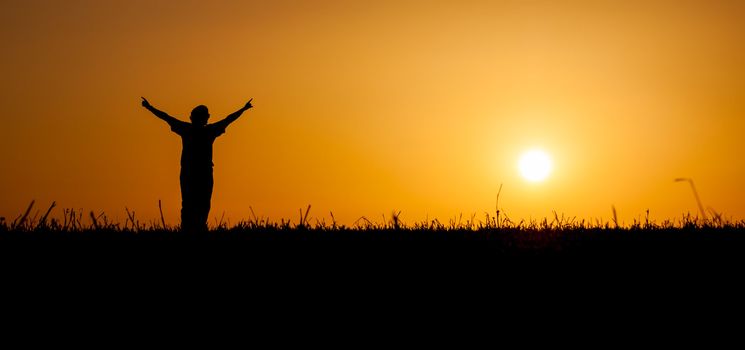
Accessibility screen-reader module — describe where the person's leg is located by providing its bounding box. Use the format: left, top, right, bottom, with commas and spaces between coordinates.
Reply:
195, 169, 214, 231
181, 167, 214, 232
180, 169, 197, 232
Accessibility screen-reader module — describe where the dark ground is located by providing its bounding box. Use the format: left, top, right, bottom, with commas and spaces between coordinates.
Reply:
3, 226, 744, 323
3, 226, 745, 261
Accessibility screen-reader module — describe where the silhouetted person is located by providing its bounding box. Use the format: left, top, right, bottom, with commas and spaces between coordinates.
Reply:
141, 97, 253, 232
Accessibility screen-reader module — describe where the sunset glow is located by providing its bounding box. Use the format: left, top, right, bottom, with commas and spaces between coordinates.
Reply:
519, 150, 552, 183
2, 0, 745, 226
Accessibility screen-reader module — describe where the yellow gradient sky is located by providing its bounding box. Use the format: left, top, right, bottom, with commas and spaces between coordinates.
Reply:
2, 0, 744, 226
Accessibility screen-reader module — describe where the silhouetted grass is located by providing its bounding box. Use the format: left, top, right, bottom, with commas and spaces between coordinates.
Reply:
3, 201, 745, 259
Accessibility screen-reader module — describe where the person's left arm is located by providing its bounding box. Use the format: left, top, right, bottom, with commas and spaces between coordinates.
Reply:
213, 98, 253, 130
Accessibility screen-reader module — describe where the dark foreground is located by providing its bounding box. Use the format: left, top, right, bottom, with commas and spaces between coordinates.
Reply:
3, 210, 743, 325
3, 226, 745, 261
4, 227, 745, 310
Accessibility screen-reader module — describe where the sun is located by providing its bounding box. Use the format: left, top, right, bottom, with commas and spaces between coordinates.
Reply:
518, 150, 552, 182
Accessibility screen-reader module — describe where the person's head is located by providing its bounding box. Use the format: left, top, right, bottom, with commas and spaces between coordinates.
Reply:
190, 105, 210, 126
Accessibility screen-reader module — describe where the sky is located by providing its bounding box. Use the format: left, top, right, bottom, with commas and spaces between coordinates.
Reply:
2, 0, 745, 226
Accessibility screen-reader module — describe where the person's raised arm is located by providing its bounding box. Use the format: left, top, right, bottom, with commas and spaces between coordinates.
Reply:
213, 98, 253, 129
141, 97, 180, 125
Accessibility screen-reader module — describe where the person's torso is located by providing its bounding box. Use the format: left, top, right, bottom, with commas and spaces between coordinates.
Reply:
178, 125, 220, 168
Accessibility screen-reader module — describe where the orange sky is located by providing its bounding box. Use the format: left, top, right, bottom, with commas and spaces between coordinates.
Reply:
2, 0, 745, 226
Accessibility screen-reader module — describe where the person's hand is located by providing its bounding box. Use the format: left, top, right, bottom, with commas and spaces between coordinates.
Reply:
244, 98, 253, 110
141, 97, 151, 108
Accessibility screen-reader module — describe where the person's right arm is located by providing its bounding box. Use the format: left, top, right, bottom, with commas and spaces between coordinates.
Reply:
141, 97, 181, 126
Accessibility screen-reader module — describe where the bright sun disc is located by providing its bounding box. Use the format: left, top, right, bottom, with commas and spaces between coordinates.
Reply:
519, 150, 552, 182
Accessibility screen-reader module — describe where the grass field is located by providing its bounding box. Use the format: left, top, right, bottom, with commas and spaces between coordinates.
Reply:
3, 201, 745, 260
